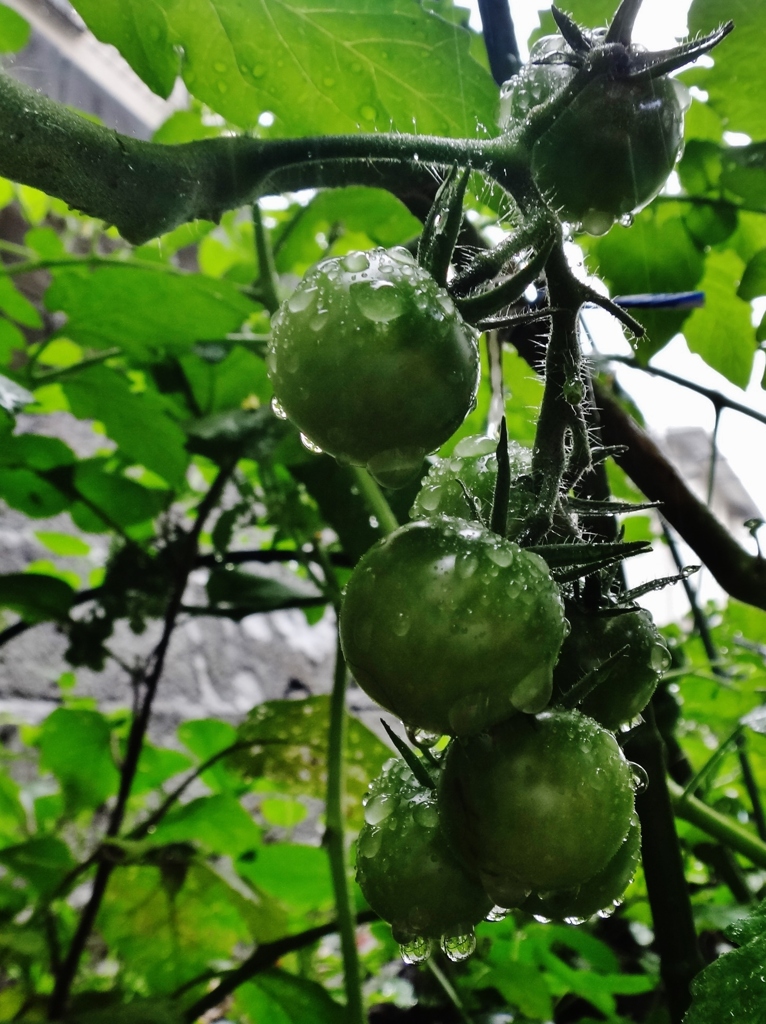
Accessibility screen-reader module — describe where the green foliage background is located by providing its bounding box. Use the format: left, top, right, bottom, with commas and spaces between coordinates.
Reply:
0, 0, 765, 1022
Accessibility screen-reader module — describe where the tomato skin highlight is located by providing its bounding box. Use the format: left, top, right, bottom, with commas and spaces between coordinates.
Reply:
356, 758, 492, 943
339, 516, 567, 737
438, 709, 636, 904
553, 606, 670, 730
267, 247, 479, 488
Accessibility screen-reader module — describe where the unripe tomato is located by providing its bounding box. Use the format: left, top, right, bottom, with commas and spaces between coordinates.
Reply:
267, 247, 480, 488
439, 709, 636, 905
339, 517, 566, 737
530, 74, 685, 234
521, 817, 641, 922
410, 433, 533, 539
356, 758, 491, 950
553, 606, 670, 730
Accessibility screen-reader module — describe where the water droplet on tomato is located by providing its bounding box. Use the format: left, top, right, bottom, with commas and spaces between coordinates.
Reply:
350, 280, 403, 323
358, 827, 382, 858
650, 643, 671, 673
400, 936, 431, 964
341, 252, 369, 273
364, 793, 396, 825
440, 931, 476, 962
271, 397, 288, 420
629, 762, 649, 793
485, 905, 509, 922
392, 610, 411, 636
288, 286, 317, 313
413, 800, 439, 828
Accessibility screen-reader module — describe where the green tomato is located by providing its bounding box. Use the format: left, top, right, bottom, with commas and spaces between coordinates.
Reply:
553, 606, 671, 730
410, 433, 533, 539
267, 247, 479, 488
339, 517, 566, 737
530, 73, 685, 234
356, 758, 492, 954
521, 817, 641, 923
438, 709, 636, 904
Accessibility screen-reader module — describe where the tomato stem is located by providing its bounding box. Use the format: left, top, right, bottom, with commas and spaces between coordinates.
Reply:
350, 466, 400, 536
324, 630, 366, 1024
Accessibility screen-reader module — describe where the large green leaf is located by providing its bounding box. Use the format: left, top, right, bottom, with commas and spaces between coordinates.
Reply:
72, 460, 172, 529
147, 794, 262, 857
237, 842, 334, 924
68, 1001, 184, 1024
98, 863, 259, 994
235, 970, 345, 1024
63, 367, 188, 488
71, 0, 497, 137
46, 265, 257, 359
0, 468, 70, 517
38, 708, 120, 813
689, 0, 766, 137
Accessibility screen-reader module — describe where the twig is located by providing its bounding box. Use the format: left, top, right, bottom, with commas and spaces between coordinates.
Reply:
182, 910, 377, 1021
48, 460, 236, 1018
477, 0, 521, 84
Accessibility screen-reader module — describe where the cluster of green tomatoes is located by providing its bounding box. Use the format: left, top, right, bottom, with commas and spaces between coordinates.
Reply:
267, 244, 670, 964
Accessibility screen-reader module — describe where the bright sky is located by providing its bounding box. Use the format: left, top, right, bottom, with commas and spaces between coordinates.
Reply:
459, 0, 766, 524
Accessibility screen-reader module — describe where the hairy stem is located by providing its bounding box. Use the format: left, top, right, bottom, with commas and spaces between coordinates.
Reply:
0, 73, 526, 246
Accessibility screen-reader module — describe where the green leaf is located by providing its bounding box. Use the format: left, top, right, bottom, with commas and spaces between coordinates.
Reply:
179, 345, 271, 416
46, 265, 256, 359
738, 248, 766, 301
71, 458, 171, 530
148, 794, 262, 857
0, 318, 25, 366
133, 744, 193, 795
274, 187, 422, 276
72, 0, 497, 138
98, 863, 280, 993
0, 468, 70, 517
205, 566, 326, 618
68, 1, 177, 98
235, 970, 345, 1024
0, 571, 74, 621
186, 406, 296, 462
34, 531, 91, 556
0, 277, 42, 328
685, 918, 766, 1023
585, 204, 705, 358
0, 4, 30, 54
0, 835, 75, 897
0, 433, 75, 469
39, 708, 120, 813
0, 774, 27, 843
683, 249, 755, 388
62, 367, 189, 488
177, 718, 240, 793
237, 842, 334, 922
236, 697, 390, 826
689, 0, 766, 137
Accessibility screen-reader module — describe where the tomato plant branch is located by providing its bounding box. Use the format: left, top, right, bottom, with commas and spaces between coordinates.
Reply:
477, 0, 521, 83
669, 779, 766, 871
182, 910, 378, 1021
48, 459, 235, 1019
251, 201, 280, 313
526, 241, 590, 541
324, 627, 365, 1024
627, 703, 704, 1023
0, 72, 529, 246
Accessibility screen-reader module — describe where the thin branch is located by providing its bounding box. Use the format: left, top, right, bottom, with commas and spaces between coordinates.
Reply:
48, 460, 236, 1019
601, 354, 766, 429
182, 910, 377, 1022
